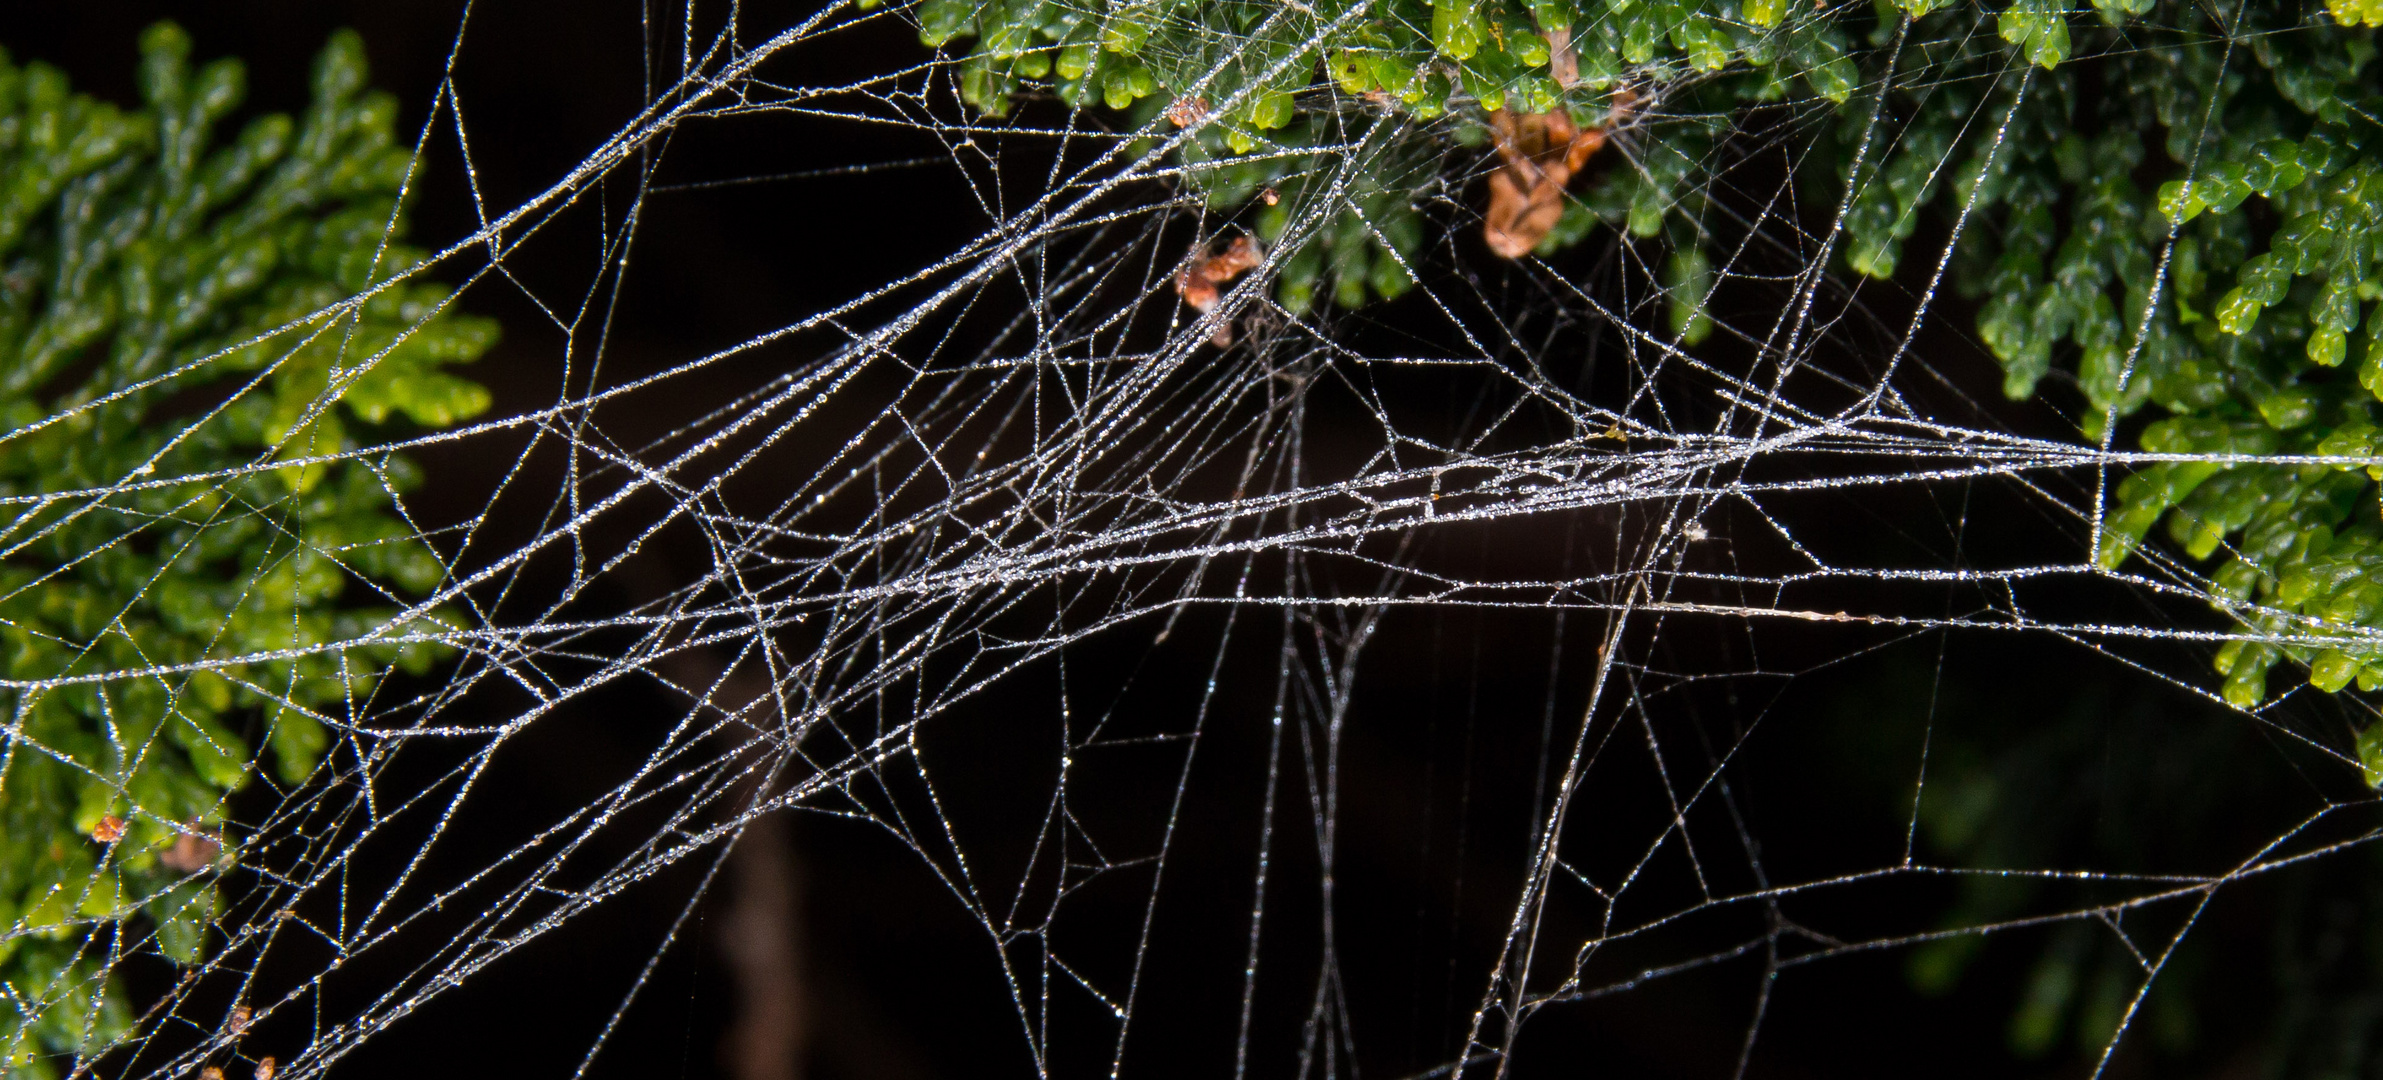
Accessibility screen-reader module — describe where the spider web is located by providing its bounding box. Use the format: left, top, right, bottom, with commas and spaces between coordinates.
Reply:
14, 2, 2383, 1077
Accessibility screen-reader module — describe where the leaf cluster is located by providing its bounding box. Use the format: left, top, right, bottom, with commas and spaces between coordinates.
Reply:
922, 0, 2383, 720
0, 24, 493, 1076
913, 0, 1874, 322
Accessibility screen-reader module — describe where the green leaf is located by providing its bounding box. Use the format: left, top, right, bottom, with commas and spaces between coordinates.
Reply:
2310, 326, 2349, 367
2331, 0, 2383, 26
2361, 721, 2383, 787
2214, 287, 2262, 334
1999, 0, 2070, 69
1431, 0, 1489, 60
1663, 246, 1715, 343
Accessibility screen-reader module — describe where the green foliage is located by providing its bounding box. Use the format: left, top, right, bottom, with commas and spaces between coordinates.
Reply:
917, 0, 1864, 324
923, 0, 2383, 716
1222, 111, 1430, 313
1997, 0, 2070, 69
1935, 11, 2383, 716
0, 24, 492, 1076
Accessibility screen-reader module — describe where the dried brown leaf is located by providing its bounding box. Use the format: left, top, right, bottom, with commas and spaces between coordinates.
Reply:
162, 827, 223, 874
1172, 235, 1264, 346
1480, 93, 1636, 259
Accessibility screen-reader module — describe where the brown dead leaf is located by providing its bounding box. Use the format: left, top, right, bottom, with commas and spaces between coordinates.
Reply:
1173, 235, 1265, 345
1165, 96, 1211, 128
162, 827, 223, 874
1481, 91, 1638, 259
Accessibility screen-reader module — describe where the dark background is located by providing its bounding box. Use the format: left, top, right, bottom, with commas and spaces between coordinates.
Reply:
0, 5, 2364, 1079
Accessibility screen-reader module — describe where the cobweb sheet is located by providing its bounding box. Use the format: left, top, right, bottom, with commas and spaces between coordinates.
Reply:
9, 2, 2381, 1078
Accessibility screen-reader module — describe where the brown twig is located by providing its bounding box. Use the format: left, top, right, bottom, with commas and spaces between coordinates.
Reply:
657, 648, 810, 1080
1545, 27, 1579, 89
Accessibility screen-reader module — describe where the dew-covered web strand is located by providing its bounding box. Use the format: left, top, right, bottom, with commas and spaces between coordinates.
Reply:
19, 3, 2383, 1079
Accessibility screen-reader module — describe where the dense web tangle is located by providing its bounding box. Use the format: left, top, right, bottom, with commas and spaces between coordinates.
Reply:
7, 2, 2383, 1078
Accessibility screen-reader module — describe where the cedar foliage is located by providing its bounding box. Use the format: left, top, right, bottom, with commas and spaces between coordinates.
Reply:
928, 0, 2383, 720
0, 23, 490, 1075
